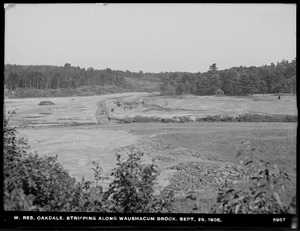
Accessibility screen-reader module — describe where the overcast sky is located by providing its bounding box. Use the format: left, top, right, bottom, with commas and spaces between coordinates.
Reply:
5, 4, 296, 73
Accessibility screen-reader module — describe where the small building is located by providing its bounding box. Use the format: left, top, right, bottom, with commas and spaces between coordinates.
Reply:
215, 88, 224, 96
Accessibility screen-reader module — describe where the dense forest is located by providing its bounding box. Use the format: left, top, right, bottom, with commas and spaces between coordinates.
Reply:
159, 59, 296, 96
4, 59, 296, 97
4, 63, 127, 91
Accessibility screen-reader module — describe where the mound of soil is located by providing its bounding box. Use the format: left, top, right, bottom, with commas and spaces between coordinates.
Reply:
38, 101, 55, 106
112, 137, 246, 213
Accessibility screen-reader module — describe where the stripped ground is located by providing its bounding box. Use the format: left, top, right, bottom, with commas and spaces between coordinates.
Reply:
7, 93, 297, 213
5, 93, 297, 127
17, 126, 138, 181
17, 122, 297, 213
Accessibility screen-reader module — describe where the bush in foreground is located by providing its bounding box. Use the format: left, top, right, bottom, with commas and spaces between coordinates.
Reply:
104, 150, 174, 213
4, 111, 104, 211
210, 141, 296, 214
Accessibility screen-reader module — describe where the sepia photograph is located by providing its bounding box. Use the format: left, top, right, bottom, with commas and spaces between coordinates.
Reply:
3, 3, 297, 229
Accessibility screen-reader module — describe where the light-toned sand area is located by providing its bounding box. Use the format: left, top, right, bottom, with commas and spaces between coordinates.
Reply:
17, 125, 139, 181
5, 93, 297, 127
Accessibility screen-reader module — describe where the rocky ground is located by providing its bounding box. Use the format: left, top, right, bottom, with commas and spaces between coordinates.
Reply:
114, 136, 247, 213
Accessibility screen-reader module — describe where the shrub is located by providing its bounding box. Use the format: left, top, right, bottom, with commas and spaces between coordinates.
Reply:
194, 114, 297, 123
282, 115, 297, 122
162, 118, 171, 123
221, 116, 235, 122
104, 150, 174, 213
132, 115, 147, 123
210, 141, 295, 214
180, 116, 192, 123
4, 110, 36, 211
117, 116, 163, 123
4, 111, 106, 212
212, 115, 221, 121
117, 117, 133, 123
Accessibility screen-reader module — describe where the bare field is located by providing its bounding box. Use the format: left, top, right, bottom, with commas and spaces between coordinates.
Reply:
5, 92, 297, 127
6, 93, 297, 213
17, 125, 138, 181
17, 122, 297, 213
5, 92, 152, 127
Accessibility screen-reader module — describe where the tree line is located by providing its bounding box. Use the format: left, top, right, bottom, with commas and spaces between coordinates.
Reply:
4, 59, 296, 96
4, 63, 128, 91
160, 59, 296, 95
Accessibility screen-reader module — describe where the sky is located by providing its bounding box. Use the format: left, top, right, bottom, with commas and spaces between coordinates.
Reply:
5, 3, 296, 73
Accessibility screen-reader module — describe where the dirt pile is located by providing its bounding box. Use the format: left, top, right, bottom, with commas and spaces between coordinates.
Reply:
38, 101, 55, 106
112, 136, 246, 213
112, 137, 243, 193
167, 162, 243, 193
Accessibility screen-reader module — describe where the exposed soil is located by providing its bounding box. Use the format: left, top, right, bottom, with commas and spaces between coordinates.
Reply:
110, 128, 296, 213
17, 122, 297, 213
5, 93, 297, 128
7, 93, 297, 213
